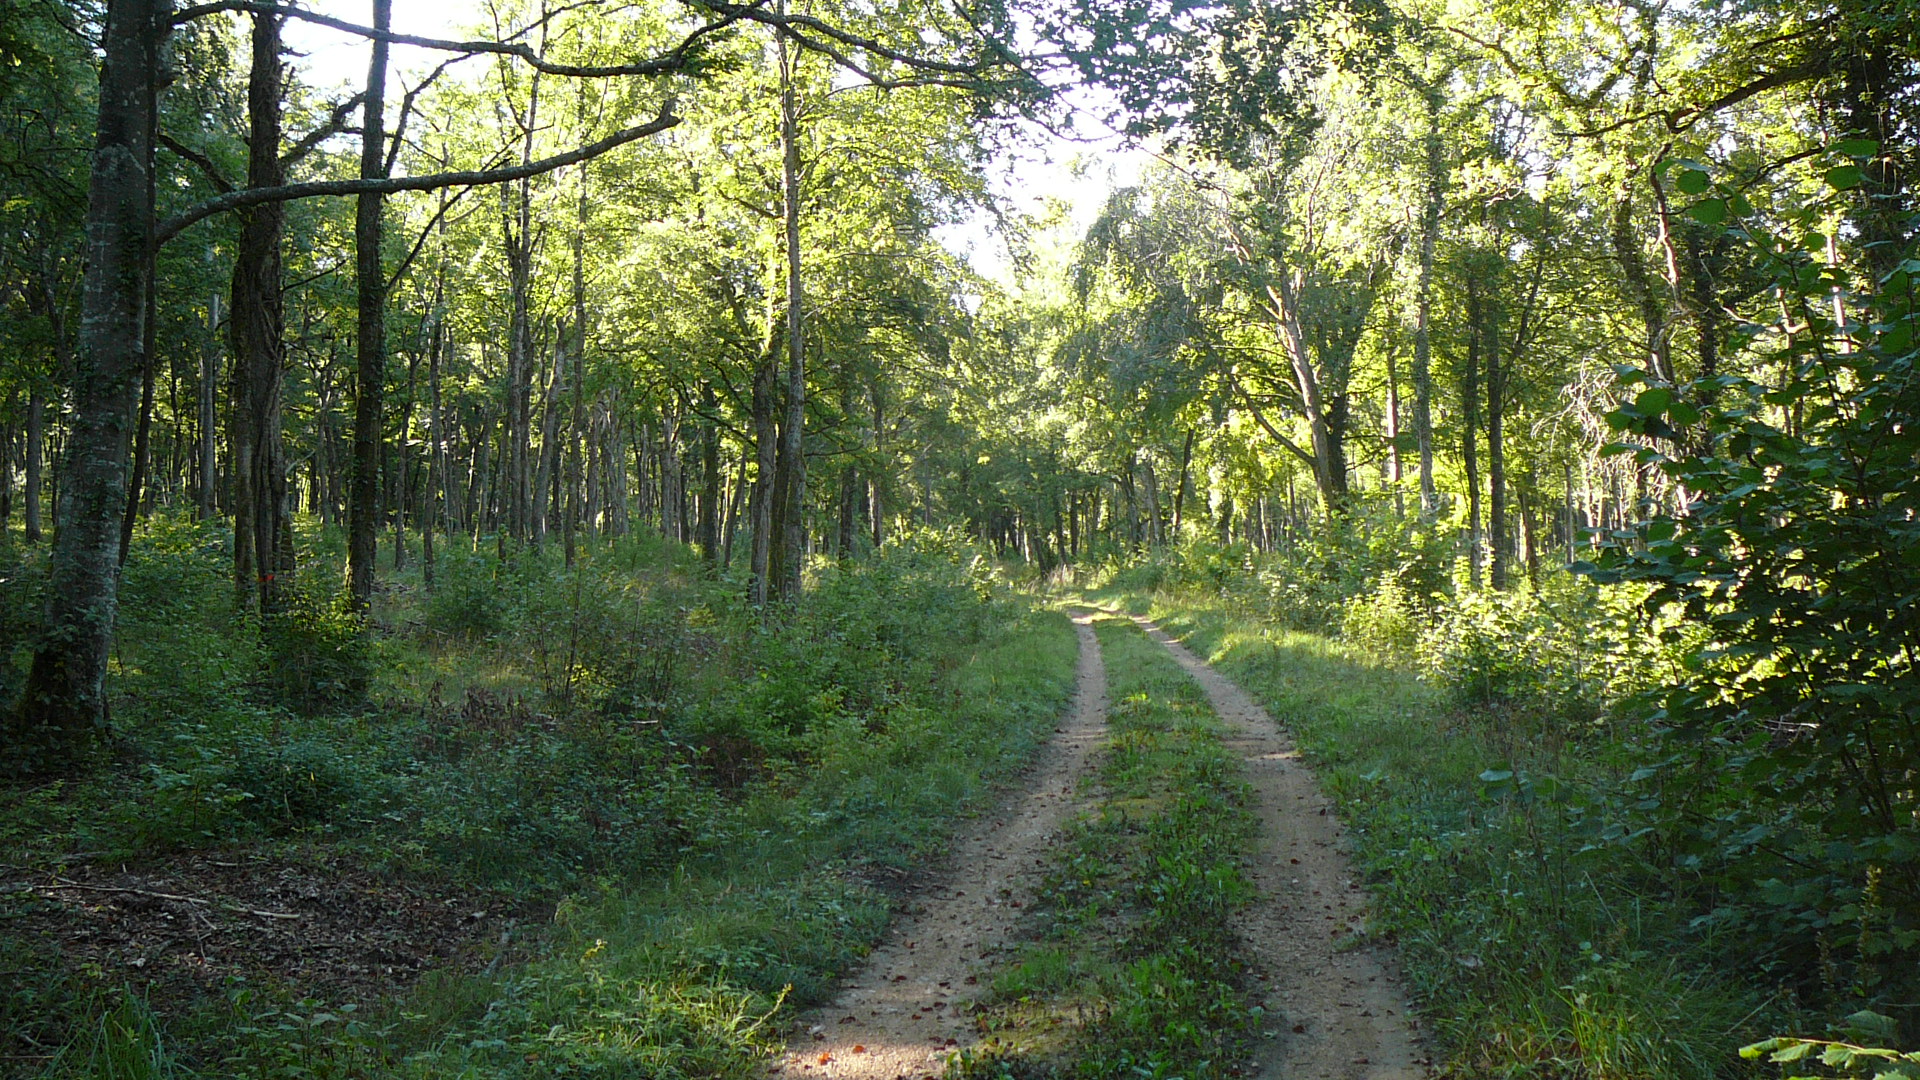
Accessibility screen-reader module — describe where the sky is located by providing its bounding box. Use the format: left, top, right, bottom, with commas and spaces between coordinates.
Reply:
284, 1, 1146, 283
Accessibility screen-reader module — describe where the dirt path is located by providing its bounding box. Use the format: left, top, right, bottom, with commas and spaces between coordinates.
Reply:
773, 611, 1109, 1080
1131, 614, 1430, 1080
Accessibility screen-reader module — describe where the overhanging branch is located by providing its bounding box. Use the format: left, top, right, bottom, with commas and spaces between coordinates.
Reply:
157, 110, 680, 245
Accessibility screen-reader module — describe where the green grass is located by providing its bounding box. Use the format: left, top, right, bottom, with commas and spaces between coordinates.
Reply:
957, 615, 1260, 1080
1118, 591, 1779, 1080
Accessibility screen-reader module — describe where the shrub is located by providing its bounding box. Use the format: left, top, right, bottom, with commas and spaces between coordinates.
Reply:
1339, 576, 1420, 658
261, 583, 370, 714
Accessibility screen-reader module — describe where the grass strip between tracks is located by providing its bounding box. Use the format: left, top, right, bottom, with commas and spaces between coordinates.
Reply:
956, 613, 1263, 1080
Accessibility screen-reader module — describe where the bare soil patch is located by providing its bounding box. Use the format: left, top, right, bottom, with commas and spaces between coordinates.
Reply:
1, 848, 524, 1019
773, 611, 1108, 1080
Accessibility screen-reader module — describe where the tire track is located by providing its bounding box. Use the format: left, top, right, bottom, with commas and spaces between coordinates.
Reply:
773, 611, 1108, 1080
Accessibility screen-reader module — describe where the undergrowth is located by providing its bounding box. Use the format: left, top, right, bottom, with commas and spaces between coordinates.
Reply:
0, 518, 1078, 1077
955, 615, 1259, 1080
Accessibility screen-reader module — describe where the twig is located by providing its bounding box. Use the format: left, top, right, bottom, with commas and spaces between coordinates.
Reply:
38, 877, 302, 920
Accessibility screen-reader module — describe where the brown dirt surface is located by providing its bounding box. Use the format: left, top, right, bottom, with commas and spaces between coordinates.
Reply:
772, 610, 1109, 1080
1131, 614, 1431, 1080
0, 849, 526, 1013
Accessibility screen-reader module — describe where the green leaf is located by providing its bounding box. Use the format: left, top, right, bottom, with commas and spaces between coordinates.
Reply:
1770, 1041, 1815, 1063
1687, 198, 1727, 225
1826, 164, 1865, 190
1675, 167, 1710, 196
1835, 137, 1880, 158
1636, 387, 1673, 414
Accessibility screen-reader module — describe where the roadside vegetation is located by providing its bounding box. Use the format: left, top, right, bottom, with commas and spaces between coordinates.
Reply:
956, 615, 1260, 1080
0, 520, 1077, 1077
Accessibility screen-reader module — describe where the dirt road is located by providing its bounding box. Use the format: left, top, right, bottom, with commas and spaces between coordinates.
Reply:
775, 608, 1428, 1079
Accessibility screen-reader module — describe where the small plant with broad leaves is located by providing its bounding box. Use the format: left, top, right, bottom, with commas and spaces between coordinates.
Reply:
1743, 1011, 1920, 1078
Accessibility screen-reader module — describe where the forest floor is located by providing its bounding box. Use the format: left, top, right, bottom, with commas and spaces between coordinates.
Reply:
776, 607, 1429, 1080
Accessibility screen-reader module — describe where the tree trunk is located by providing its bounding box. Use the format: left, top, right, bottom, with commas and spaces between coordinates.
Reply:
197, 291, 220, 520
1171, 428, 1193, 535
1140, 455, 1164, 546
1413, 86, 1442, 517
698, 385, 720, 562
1463, 276, 1484, 589
1385, 345, 1403, 516
229, 7, 291, 609
532, 342, 563, 545
869, 380, 884, 549
23, 387, 44, 544
119, 266, 157, 564
9, 0, 168, 769
773, 10, 807, 601
1487, 286, 1509, 591
423, 308, 442, 589
347, 0, 391, 610
748, 334, 777, 606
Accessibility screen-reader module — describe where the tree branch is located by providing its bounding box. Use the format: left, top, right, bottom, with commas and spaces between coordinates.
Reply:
157, 133, 233, 192
174, 0, 741, 79
282, 92, 366, 168
157, 109, 680, 245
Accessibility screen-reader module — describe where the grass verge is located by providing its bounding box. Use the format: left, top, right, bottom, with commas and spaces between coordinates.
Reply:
1116, 591, 1779, 1080
955, 614, 1260, 1080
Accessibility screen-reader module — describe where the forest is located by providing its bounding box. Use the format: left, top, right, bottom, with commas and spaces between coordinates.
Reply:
0, 0, 1915, 1075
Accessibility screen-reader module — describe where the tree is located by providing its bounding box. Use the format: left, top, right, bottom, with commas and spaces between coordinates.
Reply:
4, 0, 169, 773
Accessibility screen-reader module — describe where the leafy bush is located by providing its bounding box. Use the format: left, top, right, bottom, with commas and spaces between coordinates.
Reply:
420, 545, 515, 640
1338, 575, 1419, 658
261, 582, 370, 714
1584, 146, 1920, 1015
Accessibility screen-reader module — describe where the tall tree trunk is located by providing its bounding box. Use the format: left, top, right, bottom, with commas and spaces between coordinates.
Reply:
660, 410, 684, 543
1171, 427, 1193, 535
499, 70, 542, 543
1385, 345, 1404, 516
423, 307, 443, 588
197, 291, 220, 520
1413, 86, 1443, 517
773, 9, 807, 601
722, 453, 745, 569
1463, 276, 1484, 589
869, 379, 884, 549
607, 405, 629, 535
698, 385, 720, 562
392, 343, 421, 570
532, 342, 563, 545
119, 267, 157, 564
748, 335, 777, 606
23, 387, 44, 544
2, 415, 13, 529
1487, 287, 1509, 591
565, 184, 589, 567
229, 7, 290, 607
347, 0, 390, 610
10, 0, 168, 768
